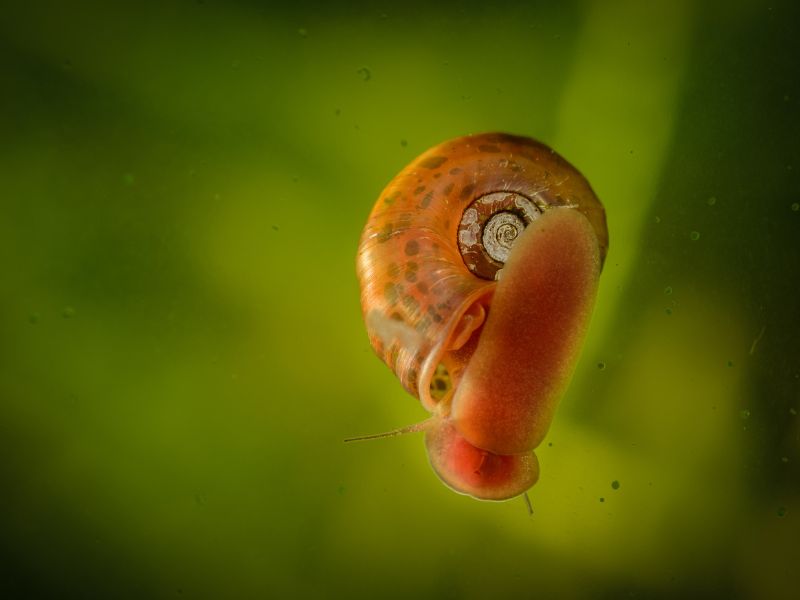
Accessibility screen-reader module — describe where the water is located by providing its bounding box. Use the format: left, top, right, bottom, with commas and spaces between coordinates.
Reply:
1, 0, 798, 598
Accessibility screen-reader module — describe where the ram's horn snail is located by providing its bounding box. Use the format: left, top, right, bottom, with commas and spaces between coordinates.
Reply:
355, 132, 608, 501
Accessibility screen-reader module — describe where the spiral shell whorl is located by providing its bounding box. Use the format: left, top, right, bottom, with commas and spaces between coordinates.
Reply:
458, 191, 543, 280
356, 133, 608, 411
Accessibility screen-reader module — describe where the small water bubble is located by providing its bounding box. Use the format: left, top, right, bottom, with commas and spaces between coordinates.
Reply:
597, 361, 606, 370
611, 480, 620, 490
297, 28, 308, 38
599, 497, 605, 503
777, 506, 786, 517
727, 360, 734, 367
123, 173, 135, 186
690, 231, 701, 241
665, 307, 673, 316
547, 442, 553, 447
664, 285, 673, 295
654, 216, 661, 224
357, 66, 371, 81
28, 313, 40, 325
707, 196, 717, 206
334, 108, 341, 116
740, 409, 751, 420
62, 306, 76, 319
271, 225, 279, 231
781, 456, 789, 463
790, 407, 797, 416
400, 139, 408, 147
791, 202, 799, 212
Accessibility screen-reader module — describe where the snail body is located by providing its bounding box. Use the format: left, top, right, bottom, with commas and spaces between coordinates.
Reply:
356, 133, 607, 501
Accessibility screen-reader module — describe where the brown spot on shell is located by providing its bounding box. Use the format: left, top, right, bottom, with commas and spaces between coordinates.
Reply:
427, 305, 443, 323
405, 239, 420, 255
420, 192, 434, 208
449, 168, 462, 175
402, 294, 419, 313
413, 186, 426, 196
377, 223, 393, 243
419, 156, 448, 169
443, 182, 454, 196
415, 315, 432, 333
460, 183, 476, 200
387, 344, 400, 367
384, 190, 402, 205
384, 282, 399, 304
479, 144, 501, 153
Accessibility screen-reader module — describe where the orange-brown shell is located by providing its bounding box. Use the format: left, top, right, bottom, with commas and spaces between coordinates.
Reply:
356, 133, 608, 412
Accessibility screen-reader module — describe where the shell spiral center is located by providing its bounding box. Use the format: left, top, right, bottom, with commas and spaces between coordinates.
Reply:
457, 191, 541, 280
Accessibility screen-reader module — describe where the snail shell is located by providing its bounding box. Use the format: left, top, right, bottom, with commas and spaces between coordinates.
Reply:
356, 133, 607, 500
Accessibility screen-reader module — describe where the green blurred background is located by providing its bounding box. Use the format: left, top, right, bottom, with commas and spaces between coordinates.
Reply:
2, 0, 798, 597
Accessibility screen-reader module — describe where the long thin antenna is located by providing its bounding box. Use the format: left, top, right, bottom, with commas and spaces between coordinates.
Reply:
523, 492, 533, 516
344, 420, 429, 443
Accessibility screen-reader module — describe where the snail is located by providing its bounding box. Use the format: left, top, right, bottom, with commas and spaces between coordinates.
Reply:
354, 133, 608, 501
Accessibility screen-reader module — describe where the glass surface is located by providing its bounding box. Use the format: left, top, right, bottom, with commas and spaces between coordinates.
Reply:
1, 0, 798, 597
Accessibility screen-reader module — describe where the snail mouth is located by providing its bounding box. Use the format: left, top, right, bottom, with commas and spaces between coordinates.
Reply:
424, 418, 539, 501
448, 208, 601, 456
